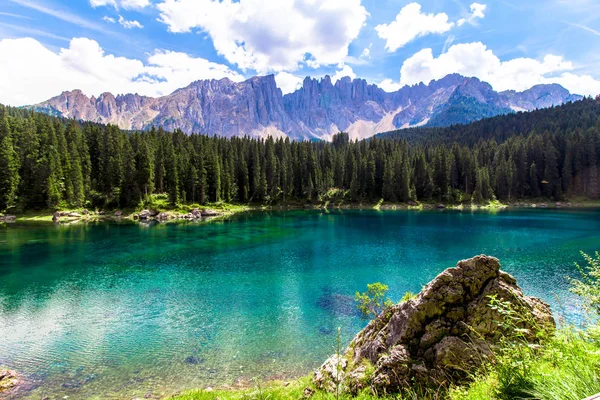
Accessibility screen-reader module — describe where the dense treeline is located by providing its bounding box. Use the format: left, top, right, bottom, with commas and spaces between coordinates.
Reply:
1, 98, 600, 212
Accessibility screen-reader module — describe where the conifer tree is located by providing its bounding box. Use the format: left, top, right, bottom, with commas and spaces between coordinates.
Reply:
0, 107, 20, 211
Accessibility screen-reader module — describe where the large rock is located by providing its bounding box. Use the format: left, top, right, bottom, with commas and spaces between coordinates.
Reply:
156, 212, 169, 221
0, 369, 19, 393
314, 255, 554, 394
138, 210, 152, 220
201, 209, 221, 217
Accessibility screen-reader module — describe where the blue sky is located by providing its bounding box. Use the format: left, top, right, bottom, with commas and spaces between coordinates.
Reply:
1, 0, 599, 106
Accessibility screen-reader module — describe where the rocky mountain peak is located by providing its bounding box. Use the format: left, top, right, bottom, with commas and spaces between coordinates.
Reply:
30, 74, 582, 140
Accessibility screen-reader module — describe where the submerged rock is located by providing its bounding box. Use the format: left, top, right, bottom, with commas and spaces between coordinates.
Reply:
316, 291, 357, 317
319, 326, 334, 336
184, 355, 205, 365
314, 255, 554, 394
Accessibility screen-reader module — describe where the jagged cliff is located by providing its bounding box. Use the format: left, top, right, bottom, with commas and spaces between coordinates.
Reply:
31, 74, 581, 140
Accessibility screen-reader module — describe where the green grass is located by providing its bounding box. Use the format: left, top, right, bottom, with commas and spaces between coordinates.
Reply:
448, 325, 600, 400
5, 199, 254, 224
5, 195, 600, 225
172, 376, 386, 400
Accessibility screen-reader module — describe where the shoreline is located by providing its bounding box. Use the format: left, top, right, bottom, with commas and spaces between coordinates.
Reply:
2, 199, 600, 225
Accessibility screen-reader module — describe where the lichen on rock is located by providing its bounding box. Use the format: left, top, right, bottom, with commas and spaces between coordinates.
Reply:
313, 255, 555, 394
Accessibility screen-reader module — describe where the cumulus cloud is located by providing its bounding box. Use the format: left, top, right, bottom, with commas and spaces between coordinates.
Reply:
457, 3, 487, 26
155, 0, 368, 73
378, 79, 402, 93
0, 37, 244, 106
331, 64, 356, 84
102, 15, 116, 23
90, 0, 150, 9
274, 72, 304, 95
375, 3, 454, 52
384, 42, 600, 96
360, 43, 372, 59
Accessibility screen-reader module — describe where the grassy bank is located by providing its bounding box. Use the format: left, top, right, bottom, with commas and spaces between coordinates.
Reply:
7, 201, 253, 223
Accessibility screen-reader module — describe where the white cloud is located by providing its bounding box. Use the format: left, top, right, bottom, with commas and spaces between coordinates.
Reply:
0, 37, 244, 106
331, 64, 356, 84
360, 43, 372, 59
90, 0, 150, 9
457, 3, 487, 26
389, 41, 600, 95
91, 0, 117, 7
118, 15, 143, 29
155, 0, 368, 73
274, 72, 303, 95
121, 0, 151, 8
378, 78, 402, 92
549, 72, 600, 96
375, 3, 454, 53
102, 14, 143, 29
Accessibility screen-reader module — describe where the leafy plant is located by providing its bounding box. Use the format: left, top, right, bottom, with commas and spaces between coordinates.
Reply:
567, 251, 600, 314
355, 282, 394, 320
487, 294, 539, 399
400, 291, 416, 303
334, 327, 343, 400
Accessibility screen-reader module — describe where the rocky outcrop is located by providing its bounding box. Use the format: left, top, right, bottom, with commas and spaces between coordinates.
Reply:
314, 255, 554, 394
152, 76, 293, 138
0, 215, 16, 223
0, 369, 19, 394
31, 74, 581, 141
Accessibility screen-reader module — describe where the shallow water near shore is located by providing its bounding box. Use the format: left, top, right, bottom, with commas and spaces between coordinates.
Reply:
1, 208, 599, 399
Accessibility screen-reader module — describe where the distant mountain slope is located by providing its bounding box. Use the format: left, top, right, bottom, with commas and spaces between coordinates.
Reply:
377, 96, 599, 146
30, 73, 582, 140
501, 83, 582, 112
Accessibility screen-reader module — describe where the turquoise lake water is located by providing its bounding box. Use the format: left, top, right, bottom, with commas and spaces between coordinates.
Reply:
1, 209, 599, 399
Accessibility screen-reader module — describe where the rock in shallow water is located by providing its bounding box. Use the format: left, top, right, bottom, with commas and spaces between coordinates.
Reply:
313, 255, 555, 394
316, 291, 357, 317
0, 369, 19, 393
184, 355, 205, 365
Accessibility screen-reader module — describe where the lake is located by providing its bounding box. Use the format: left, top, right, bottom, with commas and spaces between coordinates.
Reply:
1, 209, 599, 399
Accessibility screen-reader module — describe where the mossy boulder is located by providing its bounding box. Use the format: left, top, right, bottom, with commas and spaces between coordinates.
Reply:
314, 255, 554, 394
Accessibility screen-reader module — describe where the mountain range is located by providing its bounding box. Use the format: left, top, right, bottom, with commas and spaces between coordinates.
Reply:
30, 73, 582, 141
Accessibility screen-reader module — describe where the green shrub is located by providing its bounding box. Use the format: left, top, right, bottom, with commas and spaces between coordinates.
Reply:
568, 251, 600, 315
355, 283, 394, 320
